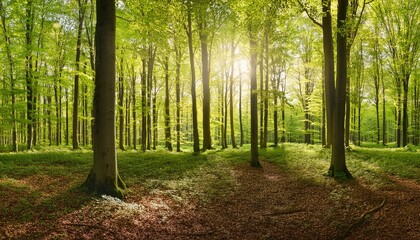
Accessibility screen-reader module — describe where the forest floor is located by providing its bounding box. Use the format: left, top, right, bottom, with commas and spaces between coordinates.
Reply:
1, 144, 420, 239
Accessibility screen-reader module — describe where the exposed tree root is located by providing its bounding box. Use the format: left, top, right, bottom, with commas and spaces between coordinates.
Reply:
263, 208, 304, 216
338, 199, 386, 239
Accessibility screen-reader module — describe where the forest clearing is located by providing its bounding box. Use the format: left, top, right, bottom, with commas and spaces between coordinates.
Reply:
1, 144, 420, 239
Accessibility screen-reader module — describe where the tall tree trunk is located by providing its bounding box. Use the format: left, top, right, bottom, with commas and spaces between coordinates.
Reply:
65, 89, 69, 145
131, 65, 137, 150
321, 75, 326, 146
322, 0, 335, 148
250, 31, 260, 168
263, 32, 269, 147
259, 51, 265, 149
175, 44, 182, 152
229, 39, 237, 149
330, 0, 351, 179
26, 0, 34, 150
84, 0, 125, 198
118, 58, 125, 150
141, 58, 147, 152
186, 3, 199, 153
402, 75, 409, 147
239, 69, 244, 147
164, 57, 173, 151
200, 23, 212, 151
73, 0, 86, 150
396, 84, 402, 147
146, 46, 156, 150
152, 76, 157, 150
382, 70, 387, 145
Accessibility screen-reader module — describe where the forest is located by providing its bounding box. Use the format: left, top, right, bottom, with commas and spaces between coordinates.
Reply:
1, 0, 420, 239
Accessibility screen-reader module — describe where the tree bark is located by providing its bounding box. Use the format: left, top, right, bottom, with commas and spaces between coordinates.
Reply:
250, 31, 260, 168
84, 0, 125, 198
322, 0, 335, 148
200, 23, 212, 151
26, 0, 34, 150
229, 38, 237, 148
329, 0, 351, 179
141, 58, 147, 151
164, 57, 173, 151
73, 0, 86, 150
175, 43, 182, 152
186, 3, 200, 153
118, 58, 125, 150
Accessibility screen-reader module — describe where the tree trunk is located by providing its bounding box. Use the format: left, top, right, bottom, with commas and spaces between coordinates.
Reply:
73, 0, 86, 150
396, 84, 402, 147
402, 75, 409, 147
259, 51, 266, 149
84, 0, 125, 199
131, 65, 137, 149
26, 0, 34, 150
141, 58, 147, 152
164, 57, 173, 151
382, 71, 387, 145
152, 76, 157, 150
239, 69, 244, 147
175, 44, 182, 152
229, 39, 237, 149
263, 32, 269, 147
329, 0, 351, 179
322, 0, 335, 148
186, 4, 200, 153
200, 23, 212, 151
250, 32, 260, 168
146, 46, 156, 150
118, 58, 125, 150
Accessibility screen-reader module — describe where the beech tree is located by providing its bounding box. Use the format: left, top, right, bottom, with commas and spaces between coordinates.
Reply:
84, 0, 126, 198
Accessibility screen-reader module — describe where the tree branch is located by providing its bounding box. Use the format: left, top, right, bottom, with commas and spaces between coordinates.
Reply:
339, 199, 386, 239
296, 0, 322, 28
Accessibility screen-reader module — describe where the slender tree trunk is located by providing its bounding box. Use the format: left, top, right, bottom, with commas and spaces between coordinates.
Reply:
402, 75, 409, 147
118, 58, 125, 150
131, 65, 137, 150
164, 57, 173, 151
84, 0, 125, 198
200, 23, 212, 151
146, 46, 156, 150
229, 39, 237, 149
239, 69, 244, 147
250, 31, 260, 168
321, 68, 326, 146
25, 0, 34, 150
186, 5, 199, 153
396, 84, 402, 147
272, 68, 279, 146
141, 58, 147, 151
259, 51, 265, 149
322, 0, 335, 148
152, 76, 157, 150
73, 0, 86, 150
382, 72, 387, 145
175, 44, 182, 152
263, 32, 269, 147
